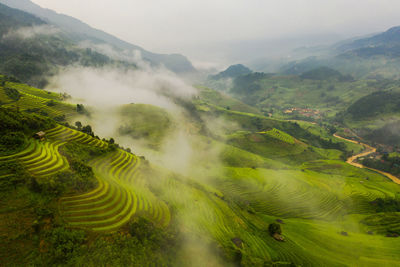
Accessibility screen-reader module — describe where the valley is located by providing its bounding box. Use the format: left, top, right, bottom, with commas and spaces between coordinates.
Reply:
1, 76, 400, 266
0, 1, 400, 266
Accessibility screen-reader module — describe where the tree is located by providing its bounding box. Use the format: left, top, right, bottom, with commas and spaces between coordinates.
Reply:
46, 100, 56, 107
75, 121, 82, 130
76, 104, 89, 115
82, 125, 93, 136
268, 223, 282, 236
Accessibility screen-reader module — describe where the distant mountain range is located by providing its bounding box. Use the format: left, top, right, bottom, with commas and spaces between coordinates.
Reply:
0, 0, 196, 74
337, 26, 400, 52
280, 26, 400, 79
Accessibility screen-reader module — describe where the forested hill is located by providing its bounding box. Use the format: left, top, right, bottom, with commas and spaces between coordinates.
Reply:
0, 1, 44, 32
346, 91, 400, 120
0, 0, 196, 74
0, 3, 133, 86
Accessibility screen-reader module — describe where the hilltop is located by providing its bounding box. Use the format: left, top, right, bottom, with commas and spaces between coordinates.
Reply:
210, 64, 252, 80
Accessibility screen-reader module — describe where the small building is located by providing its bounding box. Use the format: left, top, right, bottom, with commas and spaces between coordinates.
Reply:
33, 131, 46, 140
272, 233, 285, 242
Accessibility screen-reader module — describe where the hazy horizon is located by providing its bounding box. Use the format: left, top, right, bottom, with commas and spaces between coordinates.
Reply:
26, 0, 400, 68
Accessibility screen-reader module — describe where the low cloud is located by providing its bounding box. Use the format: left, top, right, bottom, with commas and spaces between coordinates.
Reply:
2, 25, 60, 40
45, 48, 234, 264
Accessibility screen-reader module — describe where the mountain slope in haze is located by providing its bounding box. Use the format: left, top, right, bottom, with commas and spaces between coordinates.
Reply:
337, 26, 400, 52
0, 3, 120, 86
339, 89, 400, 146
0, 0, 196, 73
210, 64, 252, 80
300, 66, 353, 81
281, 26, 400, 79
0, 0, 44, 32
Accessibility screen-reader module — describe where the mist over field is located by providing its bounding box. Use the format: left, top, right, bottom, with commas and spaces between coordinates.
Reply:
1, 0, 400, 266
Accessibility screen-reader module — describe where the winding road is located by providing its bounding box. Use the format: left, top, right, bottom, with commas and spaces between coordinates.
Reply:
334, 133, 400, 185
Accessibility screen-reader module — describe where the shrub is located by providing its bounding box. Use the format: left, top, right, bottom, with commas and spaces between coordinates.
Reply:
54, 114, 66, 122
46, 100, 56, 106
0, 161, 27, 190
46, 227, 86, 263
268, 223, 282, 236
0, 107, 55, 134
76, 104, 89, 116
0, 131, 25, 152
4, 87, 21, 101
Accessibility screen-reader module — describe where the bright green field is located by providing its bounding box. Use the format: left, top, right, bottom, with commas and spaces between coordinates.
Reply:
1, 79, 400, 266
118, 103, 173, 149
0, 83, 78, 121
0, 124, 169, 233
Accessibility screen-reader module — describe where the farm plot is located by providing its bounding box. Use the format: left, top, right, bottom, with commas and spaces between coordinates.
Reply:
49, 125, 170, 230
88, 150, 171, 227
0, 138, 69, 178
261, 128, 295, 144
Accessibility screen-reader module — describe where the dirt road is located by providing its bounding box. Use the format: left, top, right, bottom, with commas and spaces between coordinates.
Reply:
334, 133, 400, 184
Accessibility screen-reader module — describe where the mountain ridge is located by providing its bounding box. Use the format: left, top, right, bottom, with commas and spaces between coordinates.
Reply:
210, 64, 252, 80
0, 0, 196, 73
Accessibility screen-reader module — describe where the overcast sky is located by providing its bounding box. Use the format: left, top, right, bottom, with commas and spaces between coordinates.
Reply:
31, 0, 400, 67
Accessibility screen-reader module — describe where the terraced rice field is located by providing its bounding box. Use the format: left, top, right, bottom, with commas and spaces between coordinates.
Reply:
46, 125, 108, 148
0, 124, 170, 232
43, 125, 171, 231
0, 86, 13, 104
0, 125, 108, 180
262, 128, 295, 144
154, 159, 400, 265
4, 92, 76, 119
0, 138, 69, 178
220, 164, 400, 219
6, 82, 62, 100
0, 85, 77, 120
360, 213, 400, 235
88, 150, 171, 228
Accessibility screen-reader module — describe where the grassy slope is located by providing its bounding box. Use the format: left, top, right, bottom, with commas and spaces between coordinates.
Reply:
0, 122, 170, 232
229, 75, 400, 119
0, 82, 78, 121
340, 89, 400, 146
1, 80, 400, 265
197, 85, 262, 115
190, 89, 400, 265
118, 103, 172, 149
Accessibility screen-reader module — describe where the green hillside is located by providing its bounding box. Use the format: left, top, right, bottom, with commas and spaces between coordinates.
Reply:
197, 85, 262, 114
1, 4, 400, 263
339, 90, 400, 146
224, 73, 394, 120
300, 66, 354, 81
346, 91, 400, 120
1, 76, 400, 266
0, 79, 78, 121
118, 103, 173, 149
